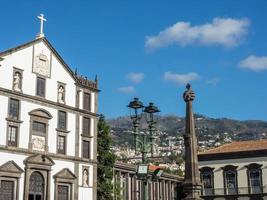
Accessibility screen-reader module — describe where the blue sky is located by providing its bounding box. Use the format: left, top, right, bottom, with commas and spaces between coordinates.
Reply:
1, 0, 267, 120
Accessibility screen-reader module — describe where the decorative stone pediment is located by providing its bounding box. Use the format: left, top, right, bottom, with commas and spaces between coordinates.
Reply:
246, 163, 263, 170
29, 109, 52, 119
24, 154, 55, 166
54, 168, 76, 180
199, 166, 214, 173
0, 161, 23, 174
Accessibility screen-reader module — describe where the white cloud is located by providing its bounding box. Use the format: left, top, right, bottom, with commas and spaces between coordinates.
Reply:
126, 72, 144, 84
239, 55, 267, 71
164, 72, 199, 85
206, 77, 220, 86
145, 18, 250, 49
117, 86, 135, 94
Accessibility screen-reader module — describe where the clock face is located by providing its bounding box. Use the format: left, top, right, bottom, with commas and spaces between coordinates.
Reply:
33, 54, 50, 77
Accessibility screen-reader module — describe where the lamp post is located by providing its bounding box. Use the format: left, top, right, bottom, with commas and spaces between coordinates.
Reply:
127, 98, 160, 200
144, 102, 160, 157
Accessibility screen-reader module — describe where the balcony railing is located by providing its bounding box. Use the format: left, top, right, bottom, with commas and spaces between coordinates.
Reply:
202, 185, 267, 196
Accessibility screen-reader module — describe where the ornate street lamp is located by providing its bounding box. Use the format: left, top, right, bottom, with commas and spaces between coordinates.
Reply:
127, 98, 160, 200
127, 97, 144, 153
143, 102, 160, 157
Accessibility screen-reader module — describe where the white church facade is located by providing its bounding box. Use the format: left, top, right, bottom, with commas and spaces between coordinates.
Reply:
0, 34, 99, 199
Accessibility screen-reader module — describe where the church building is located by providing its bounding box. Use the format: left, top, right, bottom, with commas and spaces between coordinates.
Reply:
0, 15, 98, 200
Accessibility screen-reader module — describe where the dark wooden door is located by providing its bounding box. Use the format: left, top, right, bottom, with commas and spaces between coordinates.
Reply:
0, 180, 14, 200
29, 171, 44, 200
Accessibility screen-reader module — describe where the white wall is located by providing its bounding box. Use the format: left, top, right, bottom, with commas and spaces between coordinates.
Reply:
0, 39, 95, 200
0, 96, 8, 146
0, 40, 76, 107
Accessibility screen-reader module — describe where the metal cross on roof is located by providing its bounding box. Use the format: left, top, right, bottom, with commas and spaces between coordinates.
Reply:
37, 14, 46, 38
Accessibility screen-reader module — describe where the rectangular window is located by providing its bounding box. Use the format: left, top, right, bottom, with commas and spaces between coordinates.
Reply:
82, 140, 90, 159
0, 180, 14, 200
83, 93, 91, 111
57, 135, 66, 154
58, 111, 67, 130
36, 77, 46, 97
8, 99, 19, 119
82, 117, 91, 136
57, 185, 69, 200
32, 121, 46, 134
8, 126, 18, 147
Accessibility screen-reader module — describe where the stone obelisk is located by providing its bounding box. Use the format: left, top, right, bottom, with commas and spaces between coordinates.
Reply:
182, 84, 203, 200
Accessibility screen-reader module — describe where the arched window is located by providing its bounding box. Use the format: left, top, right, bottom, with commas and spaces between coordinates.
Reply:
222, 165, 238, 195
246, 163, 263, 194
29, 171, 44, 200
200, 167, 214, 196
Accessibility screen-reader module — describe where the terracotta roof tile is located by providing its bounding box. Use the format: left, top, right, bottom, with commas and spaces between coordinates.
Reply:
149, 164, 161, 171
199, 140, 267, 155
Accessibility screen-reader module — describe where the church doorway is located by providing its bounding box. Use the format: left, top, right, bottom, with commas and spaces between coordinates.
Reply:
28, 171, 44, 200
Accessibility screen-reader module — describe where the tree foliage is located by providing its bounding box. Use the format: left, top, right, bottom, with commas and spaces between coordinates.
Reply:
97, 115, 116, 200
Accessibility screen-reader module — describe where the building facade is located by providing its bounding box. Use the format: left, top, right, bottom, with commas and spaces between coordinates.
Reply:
198, 140, 267, 200
113, 162, 183, 200
0, 37, 98, 200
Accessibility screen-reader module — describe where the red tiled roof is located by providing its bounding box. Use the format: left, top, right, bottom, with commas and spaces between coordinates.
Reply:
199, 140, 267, 155
149, 164, 161, 171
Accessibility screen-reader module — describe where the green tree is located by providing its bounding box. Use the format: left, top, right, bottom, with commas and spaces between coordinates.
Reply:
97, 115, 116, 200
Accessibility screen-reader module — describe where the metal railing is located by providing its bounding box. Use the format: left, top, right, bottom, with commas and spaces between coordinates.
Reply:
202, 185, 267, 196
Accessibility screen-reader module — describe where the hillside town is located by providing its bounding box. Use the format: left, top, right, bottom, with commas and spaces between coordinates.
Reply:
1, 1, 267, 200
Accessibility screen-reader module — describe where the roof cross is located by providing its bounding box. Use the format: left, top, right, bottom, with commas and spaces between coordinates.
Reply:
37, 14, 46, 38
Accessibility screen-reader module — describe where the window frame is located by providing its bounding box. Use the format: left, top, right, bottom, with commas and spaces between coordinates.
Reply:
57, 133, 67, 155
0, 161, 23, 200
32, 121, 47, 135
58, 111, 67, 131
7, 125, 18, 147
53, 168, 76, 200
57, 184, 71, 200
246, 163, 263, 194
8, 98, 20, 120
36, 76, 46, 98
82, 139, 91, 159
200, 167, 214, 196
0, 178, 17, 200
29, 109, 52, 152
222, 165, 238, 195
82, 117, 91, 137
83, 92, 91, 111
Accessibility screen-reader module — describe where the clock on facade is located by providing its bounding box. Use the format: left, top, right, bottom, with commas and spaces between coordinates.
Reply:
33, 53, 51, 77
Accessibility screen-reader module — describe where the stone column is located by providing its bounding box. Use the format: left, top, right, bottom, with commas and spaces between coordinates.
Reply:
126, 173, 131, 200
182, 84, 202, 200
